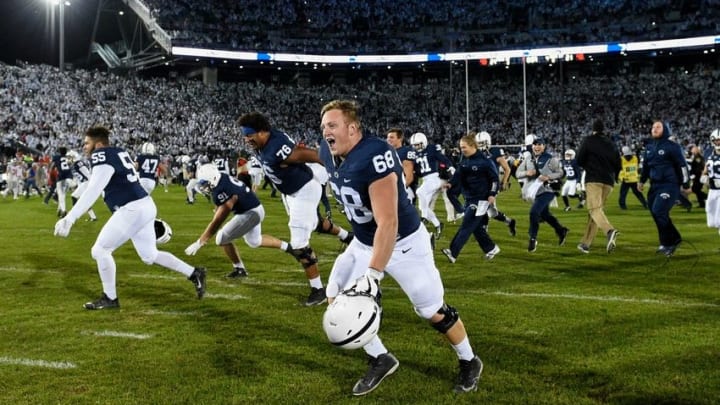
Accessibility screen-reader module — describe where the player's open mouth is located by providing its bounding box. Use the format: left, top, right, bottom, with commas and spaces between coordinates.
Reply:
326, 138, 335, 146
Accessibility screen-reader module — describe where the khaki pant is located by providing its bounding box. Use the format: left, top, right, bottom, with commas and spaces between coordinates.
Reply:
580, 182, 614, 246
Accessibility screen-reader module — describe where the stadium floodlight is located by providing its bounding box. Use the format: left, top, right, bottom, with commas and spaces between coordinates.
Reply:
45, 0, 70, 72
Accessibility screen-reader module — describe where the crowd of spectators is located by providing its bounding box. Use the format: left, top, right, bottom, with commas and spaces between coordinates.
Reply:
2, 59, 719, 163
141, 0, 720, 54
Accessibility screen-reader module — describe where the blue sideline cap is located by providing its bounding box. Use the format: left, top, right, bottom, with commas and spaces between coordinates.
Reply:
240, 126, 258, 136
532, 137, 546, 145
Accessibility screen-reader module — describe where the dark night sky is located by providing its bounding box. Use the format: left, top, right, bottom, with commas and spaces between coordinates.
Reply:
0, 0, 119, 67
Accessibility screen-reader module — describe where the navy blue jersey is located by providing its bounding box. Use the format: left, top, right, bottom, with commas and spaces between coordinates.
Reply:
705, 152, 720, 190
449, 151, 499, 205
320, 137, 420, 245
185, 160, 197, 175
562, 159, 582, 180
413, 143, 452, 178
52, 154, 73, 180
90, 147, 148, 211
214, 157, 230, 174
257, 129, 313, 195
396, 145, 413, 163
487, 146, 505, 166
72, 160, 91, 183
136, 154, 160, 180
212, 173, 261, 214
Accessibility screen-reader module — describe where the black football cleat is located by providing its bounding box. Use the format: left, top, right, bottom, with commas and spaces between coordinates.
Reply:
352, 353, 399, 396
188, 267, 207, 299
454, 355, 483, 393
305, 287, 327, 306
226, 267, 248, 279
84, 293, 120, 310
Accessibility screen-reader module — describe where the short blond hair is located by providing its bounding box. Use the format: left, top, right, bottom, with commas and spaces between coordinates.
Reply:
321, 100, 362, 130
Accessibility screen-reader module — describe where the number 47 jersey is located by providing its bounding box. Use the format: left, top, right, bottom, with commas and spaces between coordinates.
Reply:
319, 136, 420, 245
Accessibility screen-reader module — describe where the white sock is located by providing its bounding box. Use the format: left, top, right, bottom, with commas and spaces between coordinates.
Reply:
309, 276, 323, 289
452, 336, 475, 361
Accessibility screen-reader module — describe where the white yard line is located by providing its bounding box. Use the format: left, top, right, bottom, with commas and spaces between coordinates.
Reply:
204, 293, 248, 300
0, 356, 76, 369
82, 330, 152, 339
141, 309, 200, 317
5, 266, 717, 308
471, 290, 720, 308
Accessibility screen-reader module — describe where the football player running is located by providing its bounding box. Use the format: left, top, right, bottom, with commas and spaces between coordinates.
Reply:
386, 128, 415, 203
185, 163, 293, 279
135, 142, 160, 194
410, 132, 454, 240
238, 111, 327, 306
703, 129, 720, 239
320, 100, 483, 396
48, 146, 74, 217
560, 149, 583, 212
475, 131, 517, 236
54, 126, 207, 310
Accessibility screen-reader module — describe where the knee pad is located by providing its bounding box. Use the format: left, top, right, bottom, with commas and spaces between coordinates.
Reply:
289, 246, 318, 269
430, 303, 459, 334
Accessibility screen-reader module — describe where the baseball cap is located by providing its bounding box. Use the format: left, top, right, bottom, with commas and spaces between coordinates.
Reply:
532, 137, 546, 145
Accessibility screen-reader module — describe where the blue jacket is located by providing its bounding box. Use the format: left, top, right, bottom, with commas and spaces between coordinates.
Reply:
640, 122, 689, 187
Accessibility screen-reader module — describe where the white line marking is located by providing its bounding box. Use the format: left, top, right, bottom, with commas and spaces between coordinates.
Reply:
204, 293, 248, 300
0, 356, 76, 369
0, 266, 61, 274
466, 290, 720, 308
141, 310, 200, 317
130, 274, 180, 280
5, 266, 717, 308
83, 330, 152, 339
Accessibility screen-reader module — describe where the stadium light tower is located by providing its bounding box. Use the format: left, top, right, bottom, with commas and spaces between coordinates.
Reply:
47, 0, 71, 72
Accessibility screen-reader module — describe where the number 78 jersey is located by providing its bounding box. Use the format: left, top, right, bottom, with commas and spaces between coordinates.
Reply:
319, 136, 420, 245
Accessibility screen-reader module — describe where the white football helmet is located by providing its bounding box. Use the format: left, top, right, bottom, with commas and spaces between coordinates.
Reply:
154, 219, 172, 244
475, 131, 491, 150
524, 134, 536, 146
140, 142, 156, 155
196, 163, 221, 193
711, 129, 720, 152
322, 291, 381, 350
410, 132, 428, 151
564, 149, 575, 160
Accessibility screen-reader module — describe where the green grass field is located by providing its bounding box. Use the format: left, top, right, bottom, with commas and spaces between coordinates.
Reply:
1, 184, 718, 404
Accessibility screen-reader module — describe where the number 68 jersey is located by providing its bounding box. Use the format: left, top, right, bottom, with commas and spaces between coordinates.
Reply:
91, 146, 148, 212
320, 136, 420, 245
